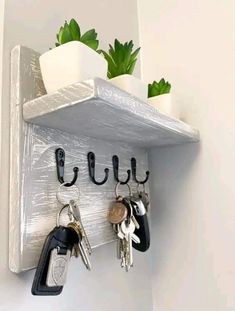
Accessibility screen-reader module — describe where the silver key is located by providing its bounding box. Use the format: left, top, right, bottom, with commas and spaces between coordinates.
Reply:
118, 220, 141, 270
77, 241, 91, 271
116, 224, 127, 267
120, 240, 126, 268
131, 233, 140, 244
123, 197, 140, 229
117, 238, 121, 259
46, 247, 71, 287
121, 221, 135, 269
67, 221, 91, 270
69, 200, 92, 255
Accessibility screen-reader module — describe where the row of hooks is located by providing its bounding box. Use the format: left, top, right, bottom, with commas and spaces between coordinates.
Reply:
55, 148, 150, 187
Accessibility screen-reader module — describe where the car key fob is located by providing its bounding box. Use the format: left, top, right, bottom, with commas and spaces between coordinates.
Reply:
31, 226, 78, 296
130, 198, 150, 252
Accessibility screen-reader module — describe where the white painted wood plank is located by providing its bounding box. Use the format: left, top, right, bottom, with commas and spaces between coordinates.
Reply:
23, 78, 199, 147
10, 46, 46, 273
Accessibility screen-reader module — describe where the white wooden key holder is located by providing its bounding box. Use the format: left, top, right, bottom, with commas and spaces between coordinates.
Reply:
9, 45, 199, 273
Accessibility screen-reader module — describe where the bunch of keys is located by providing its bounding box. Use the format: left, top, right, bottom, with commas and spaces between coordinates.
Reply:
107, 183, 140, 271
32, 185, 92, 296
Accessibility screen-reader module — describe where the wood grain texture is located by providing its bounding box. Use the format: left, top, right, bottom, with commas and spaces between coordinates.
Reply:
9, 46, 46, 273
23, 79, 199, 147
9, 46, 149, 273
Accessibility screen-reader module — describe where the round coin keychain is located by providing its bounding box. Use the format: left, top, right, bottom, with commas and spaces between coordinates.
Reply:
107, 182, 132, 231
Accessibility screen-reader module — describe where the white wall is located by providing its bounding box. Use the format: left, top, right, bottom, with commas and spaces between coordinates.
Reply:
0, 0, 5, 168
138, 0, 235, 310
0, 1, 153, 310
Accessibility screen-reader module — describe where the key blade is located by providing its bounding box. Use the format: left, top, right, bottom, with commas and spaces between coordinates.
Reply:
131, 215, 140, 229
128, 232, 133, 267
69, 200, 81, 221
131, 233, 140, 244
80, 222, 92, 254
78, 242, 91, 271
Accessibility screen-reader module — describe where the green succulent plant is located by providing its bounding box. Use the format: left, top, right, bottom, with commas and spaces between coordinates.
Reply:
99, 39, 140, 79
55, 18, 99, 51
148, 78, 171, 98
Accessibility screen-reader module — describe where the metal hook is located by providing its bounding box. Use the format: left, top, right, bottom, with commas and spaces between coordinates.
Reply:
131, 157, 150, 185
55, 148, 79, 187
87, 152, 109, 185
112, 155, 131, 185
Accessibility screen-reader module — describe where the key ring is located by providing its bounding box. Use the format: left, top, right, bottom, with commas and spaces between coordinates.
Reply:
56, 203, 70, 227
56, 182, 80, 206
115, 181, 132, 198
56, 201, 80, 226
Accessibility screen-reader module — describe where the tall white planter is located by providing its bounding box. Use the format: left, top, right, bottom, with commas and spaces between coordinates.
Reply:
109, 74, 147, 102
40, 41, 108, 93
148, 94, 178, 118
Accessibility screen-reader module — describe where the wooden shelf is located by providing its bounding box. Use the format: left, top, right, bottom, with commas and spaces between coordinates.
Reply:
23, 78, 199, 147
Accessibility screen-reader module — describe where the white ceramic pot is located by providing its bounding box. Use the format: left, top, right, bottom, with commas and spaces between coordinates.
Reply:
39, 41, 108, 93
109, 74, 147, 101
148, 94, 178, 118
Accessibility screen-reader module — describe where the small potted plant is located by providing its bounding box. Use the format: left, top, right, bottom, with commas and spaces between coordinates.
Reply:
100, 39, 147, 101
39, 19, 108, 93
148, 78, 177, 117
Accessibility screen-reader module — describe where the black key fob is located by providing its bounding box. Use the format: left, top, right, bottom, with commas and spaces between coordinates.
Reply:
130, 198, 150, 252
31, 226, 78, 296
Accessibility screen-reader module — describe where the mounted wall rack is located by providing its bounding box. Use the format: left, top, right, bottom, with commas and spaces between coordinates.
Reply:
9, 45, 199, 273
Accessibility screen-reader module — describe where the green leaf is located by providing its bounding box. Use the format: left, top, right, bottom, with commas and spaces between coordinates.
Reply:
100, 50, 118, 77
127, 59, 137, 74
114, 39, 123, 66
61, 22, 73, 44
114, 39, 121, 52
159, 78, 165, 89
148, 84, 152, 97
84, 40, 99, 50
130, 47, 140, 62
69, 18, 80, 40
164, 83, 171, 94
81, 29, 97, 42
123, 42, 133, 70
58, 26, 64, 44
108, 44, 116, 60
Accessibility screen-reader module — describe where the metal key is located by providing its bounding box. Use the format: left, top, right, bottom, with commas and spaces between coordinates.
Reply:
120, 220, 140, 270
67, 221, 91, 271
116, 224, 126, 266
123, 197, 140, 229
122, 225, 132, 270
69, 200, 92, 255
